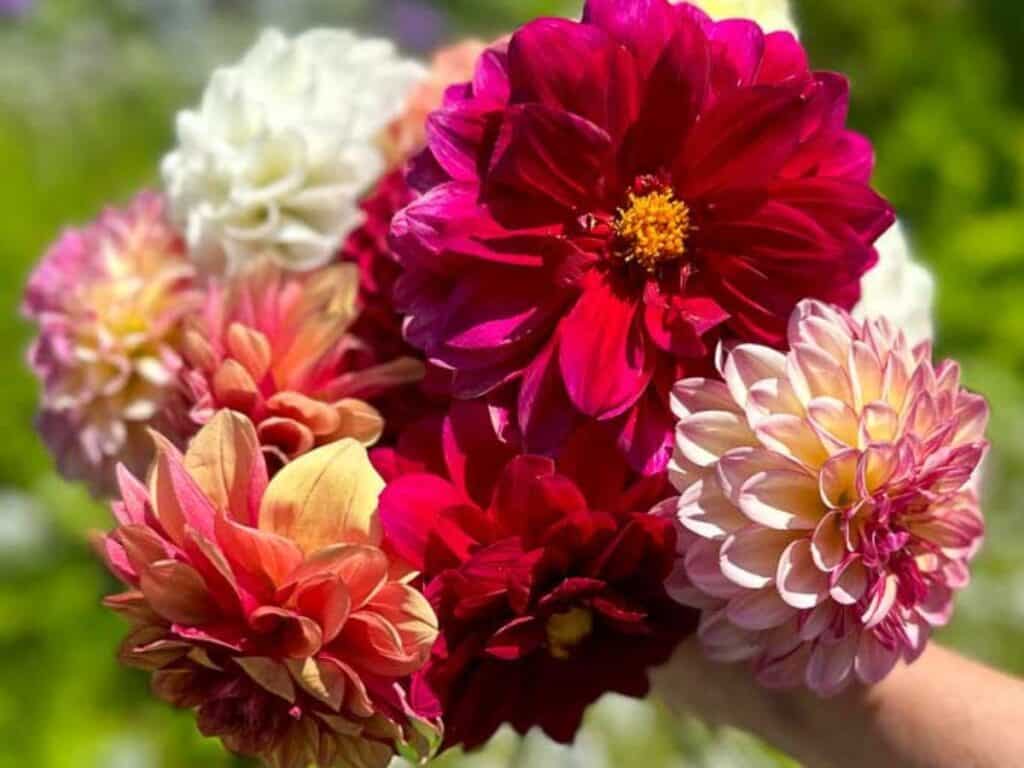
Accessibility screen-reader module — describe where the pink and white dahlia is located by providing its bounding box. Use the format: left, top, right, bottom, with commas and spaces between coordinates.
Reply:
23, 192, 200, 496
391, 0, 894, 475
97, 411, 438, 768
183, 261, 423, 470
664, 300, 988, 695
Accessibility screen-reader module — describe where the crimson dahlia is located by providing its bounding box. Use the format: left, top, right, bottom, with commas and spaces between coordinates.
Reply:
377, 417, 695, 749
391, 0, 894, 474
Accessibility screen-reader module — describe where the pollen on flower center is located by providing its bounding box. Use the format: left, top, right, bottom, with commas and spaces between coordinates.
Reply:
614, 188, 690, 272
546, 606, 594, 660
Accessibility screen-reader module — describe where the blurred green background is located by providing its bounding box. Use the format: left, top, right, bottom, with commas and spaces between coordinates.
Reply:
1, 1, 1022, 766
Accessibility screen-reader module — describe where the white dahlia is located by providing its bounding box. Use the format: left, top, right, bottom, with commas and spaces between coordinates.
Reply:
854, 223, 936, 345
162, 28, 426, 274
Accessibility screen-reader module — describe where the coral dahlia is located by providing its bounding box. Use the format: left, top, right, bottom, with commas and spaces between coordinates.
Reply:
378, 416, 696, 749
97, 411, 439, 768
665, 300, 988, 695
391, 0, 894, 475
23, 192, 200, 496
183, 261, 423, 469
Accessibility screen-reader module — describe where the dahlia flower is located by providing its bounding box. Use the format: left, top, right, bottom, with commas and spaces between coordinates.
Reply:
183, 261, 423, 469
97, 411, 438, 768
378, 414, 695, 749
23, 192, 200, 496
665, 300, 988, 695
855, 223, 935, 345
162, 28, 425, 274
681, 0, 797, 34
391, 0, 894, 475
382, 40, 488, 167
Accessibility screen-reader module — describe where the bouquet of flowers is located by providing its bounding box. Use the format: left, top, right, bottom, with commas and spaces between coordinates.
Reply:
21, 1, 988, 766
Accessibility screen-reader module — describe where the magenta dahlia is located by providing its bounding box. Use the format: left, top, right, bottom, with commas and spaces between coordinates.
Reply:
664, 301, 989, 695
391, 0, 894, 474
377, 412, 695, 749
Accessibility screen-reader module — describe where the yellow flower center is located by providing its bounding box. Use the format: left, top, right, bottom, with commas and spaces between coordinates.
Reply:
545, 607, 594, 660
614, 188, 690, 272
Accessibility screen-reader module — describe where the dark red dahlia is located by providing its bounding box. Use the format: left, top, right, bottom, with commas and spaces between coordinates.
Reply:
377, 412, 696, 749
340, 169, 416, 364
338, 170, 452, 438
390, 0, 895, 475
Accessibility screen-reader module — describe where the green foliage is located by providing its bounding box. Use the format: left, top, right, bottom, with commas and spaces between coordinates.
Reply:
0, 1, 1021, 766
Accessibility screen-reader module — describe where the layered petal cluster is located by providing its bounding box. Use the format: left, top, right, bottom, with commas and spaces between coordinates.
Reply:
23, 192, 200, 496
391, 0, 895, 476
183, 261, 423, 469
666, 300, 988, 694
97, 411, 438, 768
162, 28, 425, 274
378, 414, 695, 749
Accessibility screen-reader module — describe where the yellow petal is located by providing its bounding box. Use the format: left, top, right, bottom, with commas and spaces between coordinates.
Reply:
184, 410, 265, 524
259, 439, 385, 553
333, 398, 385, 445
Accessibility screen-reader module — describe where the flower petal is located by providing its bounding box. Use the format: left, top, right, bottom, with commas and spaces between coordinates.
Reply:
260, 439, 385, 554
738, 469, 823, 530
559, 273, 650, 419
720, 526, 797, 589
776, 539, 827, 609
184, 410, 267, 526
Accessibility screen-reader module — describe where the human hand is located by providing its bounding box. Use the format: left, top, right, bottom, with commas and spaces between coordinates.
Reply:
651, 638, 1024, 768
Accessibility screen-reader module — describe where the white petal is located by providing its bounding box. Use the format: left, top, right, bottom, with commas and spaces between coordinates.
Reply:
810, 511, 846, 572
676, 410, 755, 467
685, 538, 742, 600
755, 414, 829, 469
678, 477, 747, 540
738, 470, 823, 531
830, 557, 868, 606
670, 378, 737, 419
720, 527, 798, 590
776, 539, 828, 609
723, 344, 786, 407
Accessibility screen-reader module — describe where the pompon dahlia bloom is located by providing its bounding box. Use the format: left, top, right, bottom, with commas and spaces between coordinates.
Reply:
23, 192, 200, 496
97, 411, 438, 768
665, 300, 988, 695
183, 261, 423, 469
391, 0, 895, 475
162, 28, 425, 274
378, 414, 696, 749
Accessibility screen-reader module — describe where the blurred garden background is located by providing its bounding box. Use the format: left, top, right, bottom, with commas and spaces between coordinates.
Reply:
2, 1, 1023, 766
